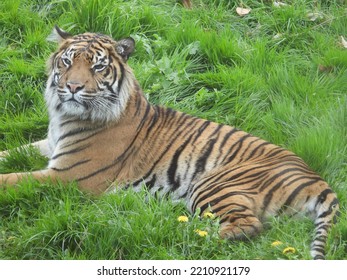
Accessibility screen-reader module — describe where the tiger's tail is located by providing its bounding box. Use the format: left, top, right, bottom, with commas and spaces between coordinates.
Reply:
311, 189, 339, 260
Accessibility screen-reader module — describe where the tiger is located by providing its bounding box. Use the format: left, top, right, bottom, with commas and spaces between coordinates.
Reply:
0, 26, 339, 260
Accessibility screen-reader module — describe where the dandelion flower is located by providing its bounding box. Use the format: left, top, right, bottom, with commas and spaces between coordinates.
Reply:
177, 215, 189, 223
195, 229, 208, 237
271, 240, 283, 247
283, 247, 296, 254
203, 212, 215, 219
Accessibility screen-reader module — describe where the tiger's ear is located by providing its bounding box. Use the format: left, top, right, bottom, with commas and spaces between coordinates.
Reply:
115, 37, 135, 62
47, 25, 72, 43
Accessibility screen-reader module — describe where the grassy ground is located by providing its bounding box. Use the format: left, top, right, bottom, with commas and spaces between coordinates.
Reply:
0, 0, 346, 259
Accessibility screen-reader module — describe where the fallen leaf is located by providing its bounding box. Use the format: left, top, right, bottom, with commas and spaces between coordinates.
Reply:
318, 65, 334, 73
182, 0, 192, 9
236, 7, 251, 16
341, 36, 347, 49
273, 33, 283, 40
307, 12, 324, 22
273, 1, 288, 8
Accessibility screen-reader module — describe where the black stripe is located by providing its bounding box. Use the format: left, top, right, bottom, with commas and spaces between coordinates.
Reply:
219, 127, 239, 151
231, 172, 269, 190
144, 175, 157, 189
273, 176, 324, 216
238, 138, 262, 160
51, 145, 89, 160
167, 134, 194, 191
314, 221, 325, 227
312, 243, 326, 250
134, 91, 144, 116
103, 80, 116, 95
117, 62, 125, 90
112, 104, 153, 168
191, 121, 211, 143
51, 159, 91, 172
318, 209, 334, 219
193, 137, 217, 176
78, 104, 153, 182
244, 140, 271, 160
220, 213, 254, 224
144, 105, 160, 134
261, 172, 319, 213
189, 165, 245, 200
192, 190, 257, 213
77, 162, 115, 182
314, 236, 327, 243
56, 103, 62, 111
199, 166, 266, 195
222, 134, 252, 164
60, 130, 101, 149
199, 170, 268, 203
136, 113, 199, 183
259, 163, 321, 192
264, 146, 287, 158
193, 161, 311, 209
282, 178, 321, 207
135, 102, 152, 132
202, 202, 247, 216
316, 223, 330, 231
57, 127, 98, 142
314, 189, 334, 207
163, 108, 179, 126
104, 67, 110, 77
311, 247, 325, 254
79, 141, 138, 182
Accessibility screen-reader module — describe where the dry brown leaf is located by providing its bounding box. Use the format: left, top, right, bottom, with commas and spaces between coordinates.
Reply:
341, 36, 347, 49
318, 65, 334, 73
236, 7, 251, 16
182, 0, 192, 9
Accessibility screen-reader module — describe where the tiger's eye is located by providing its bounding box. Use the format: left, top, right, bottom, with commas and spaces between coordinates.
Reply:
93, 64, 106, 72
62, 58, 71, 66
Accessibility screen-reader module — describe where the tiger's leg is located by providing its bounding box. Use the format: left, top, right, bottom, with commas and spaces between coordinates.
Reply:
0, 169, 56, 188
0, 139, 51, 159
1, 140, 56, 190
190, 180, 263, 240
218, 204, 263, 240
1, 167, 109, 195
28, 139, 51, 158
201, 199, 264, 240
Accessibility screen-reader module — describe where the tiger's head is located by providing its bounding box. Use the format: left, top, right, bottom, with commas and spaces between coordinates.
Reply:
45, 26, 136, 123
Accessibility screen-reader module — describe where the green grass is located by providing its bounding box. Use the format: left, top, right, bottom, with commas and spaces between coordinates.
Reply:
0, 0, 346, 259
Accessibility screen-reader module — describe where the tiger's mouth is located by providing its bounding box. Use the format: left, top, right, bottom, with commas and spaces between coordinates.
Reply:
58, 92, 89, 109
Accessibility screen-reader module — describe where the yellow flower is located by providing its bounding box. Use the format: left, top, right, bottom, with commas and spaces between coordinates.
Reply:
271, 240, 283, 247
203, 211, 215, 219
195, 229, 208, 237
283, 247, 296, 254
177, 215, 189, 223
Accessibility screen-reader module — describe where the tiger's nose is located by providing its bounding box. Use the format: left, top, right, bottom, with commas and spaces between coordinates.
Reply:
66, 82, 84, 94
